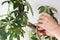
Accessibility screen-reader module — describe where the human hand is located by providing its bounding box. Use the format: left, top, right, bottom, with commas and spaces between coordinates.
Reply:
36, 12, 59, 37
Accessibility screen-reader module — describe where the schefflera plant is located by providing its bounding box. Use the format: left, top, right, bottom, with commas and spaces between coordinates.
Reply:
38, 6, 58, 40
0, 0, 33, 40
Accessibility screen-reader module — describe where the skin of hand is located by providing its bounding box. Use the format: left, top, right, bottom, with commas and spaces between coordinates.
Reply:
36, 12, 60, 40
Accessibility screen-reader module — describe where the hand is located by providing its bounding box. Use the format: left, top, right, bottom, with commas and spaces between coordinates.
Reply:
36, 12, 60, 37
37, 26, 55, 37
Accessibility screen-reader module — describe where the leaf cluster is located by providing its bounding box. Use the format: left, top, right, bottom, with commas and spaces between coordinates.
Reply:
0, 0, 33, 40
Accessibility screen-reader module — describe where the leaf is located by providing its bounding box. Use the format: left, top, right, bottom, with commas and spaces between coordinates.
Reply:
1, 17, 10, 23
17, 34, 20, 40
6, 17, 9, 21
52, 37, 57, 40
38, 6, 57, 14
19, 12, 28, 26
9, 16, 14, 21
45, 36, 50, 39
11, 10, 18, 14
49, 37, 51, 40
29, 4, 34, 15
38, 6, 44, 10
9, 34, 13, 40
7, 30, 11, 35
38, 6, 45, 13
2, 1, 10, 5
25, 1, 29, 11
21, 17, 28, 26
25, 1, 34, 15
10, 10, 19, 15
20, 32, 24, 37
10, 0, 15, 3
29, 31, 38, 40
0, 30, 7, 40
47, 8, 52, 14
20, 29, 25, 37
1, 19, 7, 22
10, 10, 19, 17
1, 0, 33, 40
12, 30, 17, 38
9, 31, 15, 40
13, 2, 19, 9
50, 7, 57, 12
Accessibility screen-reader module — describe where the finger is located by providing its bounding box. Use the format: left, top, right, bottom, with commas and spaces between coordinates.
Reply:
37, 27, 44, 30
37, 31, 43, 35
45, 31, 55, 37
40, 12, 52, 18
37, 20, 43, 24
36, 20, 43, 28
38, 29, 45, 33
38, 15, 48, 21
37, 27, 46, 36
37, 23, 45, 29
36, 28, 42, 35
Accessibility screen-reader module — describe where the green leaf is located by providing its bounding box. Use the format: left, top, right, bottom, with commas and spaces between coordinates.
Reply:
7, 30, 11, 35
6, 17, 9, 21
45, 36, 50, 39
10, 0, 15, 3
9, 34, 13, 40
24, 1, 29, 11
1, 0, 33, 40
2, 1, 10, 5
0, 30, 7, 40
29, 31, 38, 40
20, 29, 25, 37
19, 12, 28, 26
52, 37, 57, 40
1, 19, 7, 22
38, 6, 45, 13
17, 34, 20, 40
9, 31, 15, 40
29, 4, 33, 15
9, 16, 14, 21
38, 6, 45, 10
10, 10, 19, 17
38, 6, 57, 14
13, 2, 19, 9
12, 30, 17, 38
25, 1, 34, 15
11, 10, 18, 14
49, 37, 51, 40
50, 7, 57, 12
20, 32, 24, 37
